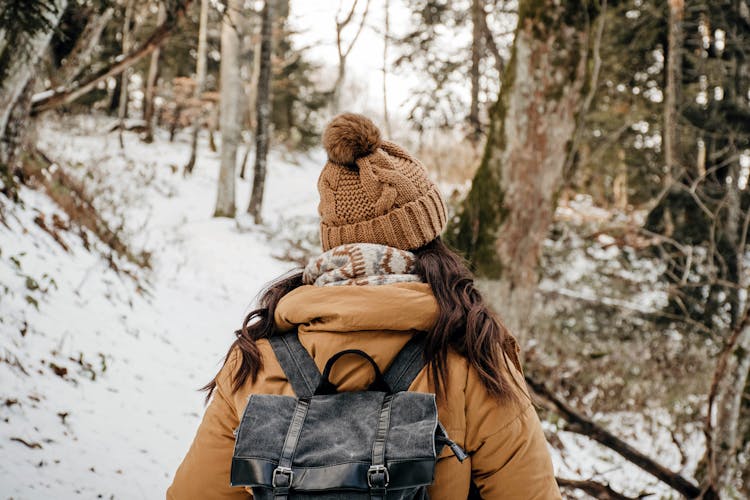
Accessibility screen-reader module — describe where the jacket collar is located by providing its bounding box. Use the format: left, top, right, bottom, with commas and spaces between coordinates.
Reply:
274, 282, 438, 334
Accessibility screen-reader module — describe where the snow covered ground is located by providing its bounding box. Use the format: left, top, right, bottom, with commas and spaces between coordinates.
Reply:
1, 117, 700, 498
1, 117, 322, 498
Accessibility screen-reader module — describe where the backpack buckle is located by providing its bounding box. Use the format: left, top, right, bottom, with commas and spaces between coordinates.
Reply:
367, 464, 389, 488
272, 466, 294, 488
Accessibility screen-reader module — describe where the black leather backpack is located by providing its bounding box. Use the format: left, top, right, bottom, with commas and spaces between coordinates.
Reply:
230, 331, 467, 499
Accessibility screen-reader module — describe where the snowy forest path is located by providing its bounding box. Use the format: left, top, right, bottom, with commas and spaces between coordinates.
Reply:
0, 118, 322, 497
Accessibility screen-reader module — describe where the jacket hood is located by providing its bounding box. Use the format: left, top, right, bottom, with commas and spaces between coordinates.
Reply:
274, 282, 439, 334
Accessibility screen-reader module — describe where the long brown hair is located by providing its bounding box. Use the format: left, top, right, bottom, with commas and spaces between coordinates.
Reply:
203, 237, 523, 403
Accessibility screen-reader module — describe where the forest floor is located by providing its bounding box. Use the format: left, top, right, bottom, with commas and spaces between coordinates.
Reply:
0, 116, 704, 499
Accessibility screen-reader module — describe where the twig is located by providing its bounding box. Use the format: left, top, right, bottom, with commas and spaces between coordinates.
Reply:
10, 437, 43, 449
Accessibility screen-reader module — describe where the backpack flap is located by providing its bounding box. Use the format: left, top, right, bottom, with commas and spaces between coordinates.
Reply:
230, 390, 440, 494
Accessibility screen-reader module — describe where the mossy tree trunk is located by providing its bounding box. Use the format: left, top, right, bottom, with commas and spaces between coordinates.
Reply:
447, 0, 596, 340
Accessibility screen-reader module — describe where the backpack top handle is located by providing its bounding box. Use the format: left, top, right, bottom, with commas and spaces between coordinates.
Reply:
268, 331, 427, 398
314, 349, 392, 395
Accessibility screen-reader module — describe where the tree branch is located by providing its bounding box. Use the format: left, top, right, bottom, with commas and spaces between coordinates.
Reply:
336, 0, 359, 31
527, 376, 702, 498
477, 2, 506, 75
341, 0, 370, 60
556, 477, 644, 500
31, 0, 191, 114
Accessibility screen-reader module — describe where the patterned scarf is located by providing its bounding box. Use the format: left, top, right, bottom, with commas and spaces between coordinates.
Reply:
303, 243, 423, 287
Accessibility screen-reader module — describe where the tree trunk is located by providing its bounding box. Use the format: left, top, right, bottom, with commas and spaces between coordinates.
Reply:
468, 0, 483, 140
331, 0, 369, 115
118, 0, 137, 149
331, 62, 345, 115
707, 313, 750, 497
53, 6, 114, 87
0, 0, 68, 143
143, 3, 167, 144
185, 0, 210, 172
382, 0, 391, 137
0, 79, 36, 190
214, 0, 243, 218
664, 0, 683, 182
247, 0, 273, 223
705, 57, 750, 493
448, 0, 595, 342
245, 26, 262, 133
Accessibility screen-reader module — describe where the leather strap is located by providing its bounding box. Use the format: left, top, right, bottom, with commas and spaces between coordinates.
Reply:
268, 332, 321, 398
272, 398, 310, 499
384, 334, 426, 393
368, 394, 393, 500
316, 349, 391, 395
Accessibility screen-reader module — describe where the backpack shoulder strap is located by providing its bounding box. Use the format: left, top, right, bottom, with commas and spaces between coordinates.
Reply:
384, 334, 427, 393
268, 331, 321, 399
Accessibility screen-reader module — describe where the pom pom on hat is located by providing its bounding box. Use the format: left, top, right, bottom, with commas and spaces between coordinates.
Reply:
322, 113, 382, 166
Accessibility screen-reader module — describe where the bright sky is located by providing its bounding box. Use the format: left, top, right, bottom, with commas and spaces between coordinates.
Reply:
288, 0, 425, 123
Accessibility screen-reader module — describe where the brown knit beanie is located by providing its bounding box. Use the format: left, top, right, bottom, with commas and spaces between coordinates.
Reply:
317, 113, 447, 251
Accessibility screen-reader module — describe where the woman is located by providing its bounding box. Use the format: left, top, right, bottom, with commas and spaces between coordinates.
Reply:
168, 113, 561, 499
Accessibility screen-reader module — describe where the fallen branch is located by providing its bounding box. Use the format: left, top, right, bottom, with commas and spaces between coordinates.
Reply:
556, 477, 642, 499
31, 1, 191, 114
527, 376, 701, 498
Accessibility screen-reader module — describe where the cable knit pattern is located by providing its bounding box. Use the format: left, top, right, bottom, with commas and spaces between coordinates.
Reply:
303, 243, 422, 287
318, 114, 447, 251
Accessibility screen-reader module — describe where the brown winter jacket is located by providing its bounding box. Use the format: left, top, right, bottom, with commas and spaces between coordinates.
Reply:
167, 282, 562, 499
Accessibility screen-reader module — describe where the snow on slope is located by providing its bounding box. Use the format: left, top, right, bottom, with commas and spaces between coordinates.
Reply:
1, 116, 322, 498
0, 117, 700, 499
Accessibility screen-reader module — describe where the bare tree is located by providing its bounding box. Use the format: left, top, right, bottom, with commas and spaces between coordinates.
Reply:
143, 2, 167, 144
118, 0, 137, 149
653, 0, 685, 238
381, 0, 391, 137
214, 0, 243, 218
561, 0, 607, 180
247, 0, 273, 223
184, 0, 210, 172
238, 6, 261, 180
331, 0, 370, 114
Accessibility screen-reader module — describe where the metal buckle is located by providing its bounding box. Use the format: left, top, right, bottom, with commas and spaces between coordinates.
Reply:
272, 466, 294, 488
367, 464, 390, 488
